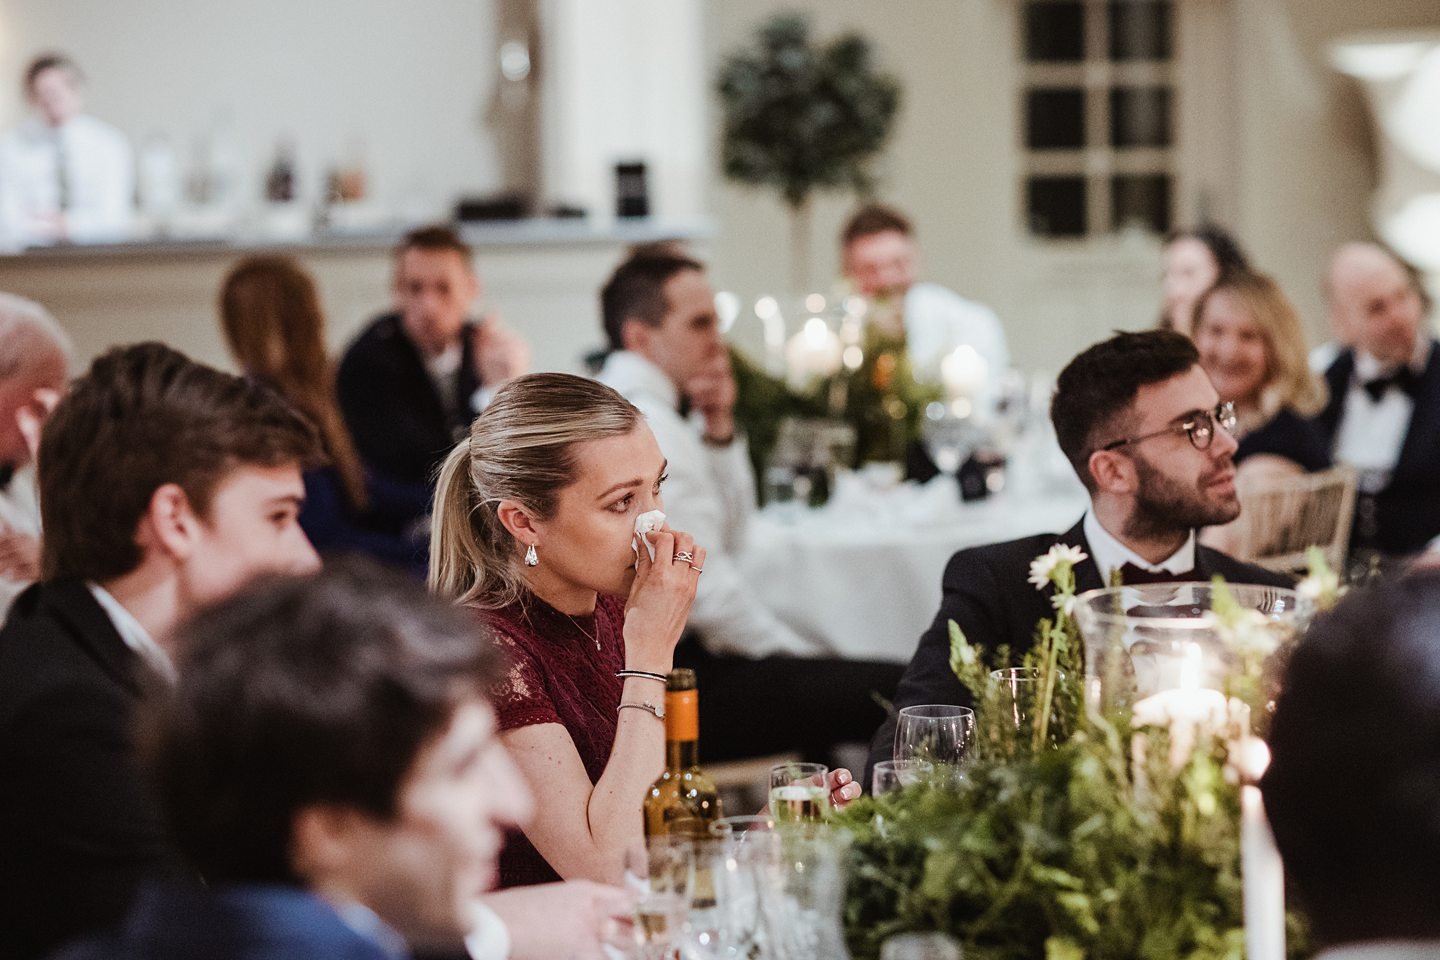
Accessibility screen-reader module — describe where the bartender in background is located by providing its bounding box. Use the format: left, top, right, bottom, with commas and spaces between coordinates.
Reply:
0, 53, 134, 248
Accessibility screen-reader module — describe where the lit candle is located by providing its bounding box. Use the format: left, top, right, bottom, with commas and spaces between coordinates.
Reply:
1131, 642, 1228, 765
1238, 739, 1286, 960
784, 317, 842, 386
940, 345, 988, 401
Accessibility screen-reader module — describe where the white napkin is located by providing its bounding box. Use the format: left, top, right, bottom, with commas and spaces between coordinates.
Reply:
632, 510, 667, 563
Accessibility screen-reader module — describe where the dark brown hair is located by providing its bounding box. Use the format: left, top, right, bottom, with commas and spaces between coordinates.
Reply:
840, 203, 913, 249
38, 342, 323, 582
394, 223, 472, 262
23, 53, 80, 94
599, 251, 704, 352
146, 558, 502, 884
220, 256, 367, 510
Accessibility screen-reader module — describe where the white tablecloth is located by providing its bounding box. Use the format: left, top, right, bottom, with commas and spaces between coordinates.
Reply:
738, 474, 1089, 662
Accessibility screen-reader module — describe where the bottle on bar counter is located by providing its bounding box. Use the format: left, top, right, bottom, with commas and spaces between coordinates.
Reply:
642, 669, 722, 838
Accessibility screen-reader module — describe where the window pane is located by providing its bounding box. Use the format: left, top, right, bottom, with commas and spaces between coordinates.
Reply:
1112, 174, 1171, 234
1109, 86, 1171, 148
1027, 176, 1088, 237
1109, 1, 1172, 61
1026, 89, 1086, 149
1024, 1, 1085, 63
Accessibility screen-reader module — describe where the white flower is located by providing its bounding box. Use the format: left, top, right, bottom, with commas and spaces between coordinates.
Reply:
1050, 592, 1077, 617
1028, 544, 1089, 592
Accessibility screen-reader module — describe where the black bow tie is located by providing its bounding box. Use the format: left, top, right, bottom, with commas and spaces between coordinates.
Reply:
1116, 562, 1197, 586
1362, 367, 1421, 402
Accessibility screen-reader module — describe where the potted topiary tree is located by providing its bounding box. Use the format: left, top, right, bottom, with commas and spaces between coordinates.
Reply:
716, 13, 900, 292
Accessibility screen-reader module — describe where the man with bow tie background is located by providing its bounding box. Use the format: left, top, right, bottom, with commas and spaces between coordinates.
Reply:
866, 329, 1291, 780
1314, 242, 1439, 561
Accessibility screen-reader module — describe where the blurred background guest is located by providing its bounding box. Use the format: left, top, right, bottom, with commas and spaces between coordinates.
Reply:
839, 203, 1009, 415
337, 225, 529, 492
429, 373, 705, 888
1314, 242, 1440, 560
220, 256, 429, 575
1194, 271, 1330, 478
1263, 572, 1440, 955
0, 53, 133, 248
0, 292, 68, 613
1158, 224, 1251, 336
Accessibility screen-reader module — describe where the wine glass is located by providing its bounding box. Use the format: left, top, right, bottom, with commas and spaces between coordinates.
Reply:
628, 838, 692, 960
768, 761, 829, 823
894, 704, 975, 767
871, 759, 935, 796
990, 667, 1042, 732
921, 403, 974, 478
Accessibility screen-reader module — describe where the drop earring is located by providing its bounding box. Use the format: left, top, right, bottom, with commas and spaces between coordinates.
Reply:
524, 544, 538, 567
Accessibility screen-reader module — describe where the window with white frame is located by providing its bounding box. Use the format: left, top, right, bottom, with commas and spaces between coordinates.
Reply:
1020, 0, 1175, 238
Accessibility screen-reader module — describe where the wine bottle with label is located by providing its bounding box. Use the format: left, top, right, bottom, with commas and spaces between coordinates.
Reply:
642, 669, 722, 838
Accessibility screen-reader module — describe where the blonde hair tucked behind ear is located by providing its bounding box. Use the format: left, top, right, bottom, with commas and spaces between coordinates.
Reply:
428, 372, 642, 609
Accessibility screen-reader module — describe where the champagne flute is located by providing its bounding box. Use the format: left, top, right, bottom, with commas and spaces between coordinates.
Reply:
768, 761, 829, 822
894, 705, 975, 767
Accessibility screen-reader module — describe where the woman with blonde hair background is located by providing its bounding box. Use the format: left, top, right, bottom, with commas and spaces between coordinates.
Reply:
220, 255, 429, 572
1193, 270, 1332, 551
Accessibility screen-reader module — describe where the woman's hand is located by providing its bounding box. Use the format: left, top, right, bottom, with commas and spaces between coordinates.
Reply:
623, 526, 706, 672
828, 768, 861, 809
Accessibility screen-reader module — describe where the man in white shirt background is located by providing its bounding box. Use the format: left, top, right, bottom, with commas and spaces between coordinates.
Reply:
839, 203, 1010, 417
1313, 242, 1440, 561
0, 53, 134, 248
598, 250, 903, 765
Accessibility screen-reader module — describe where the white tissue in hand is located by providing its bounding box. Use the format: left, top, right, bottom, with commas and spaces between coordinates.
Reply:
632, 510, 666, 562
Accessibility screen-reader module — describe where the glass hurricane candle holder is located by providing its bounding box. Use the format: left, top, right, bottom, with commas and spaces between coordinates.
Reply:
1072, 583, 1309, 738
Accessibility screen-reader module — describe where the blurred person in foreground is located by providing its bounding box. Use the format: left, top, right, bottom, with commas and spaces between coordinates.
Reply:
1313, 242, 1440, 561
221, 255, 430, 574
0, 53, 133, 247
56, 560, 635, 960
597, 250, 903, 766
866, 330, 1291, 779
429, 373, 861, 886
338, 225, 528, 492
1263, 572, 1440, 957
0, 343, 323, 959
0, 291, 69, 613
1158, 224, 1251, 336
1192, 270, 1331, 553
839, 203, 1010, 415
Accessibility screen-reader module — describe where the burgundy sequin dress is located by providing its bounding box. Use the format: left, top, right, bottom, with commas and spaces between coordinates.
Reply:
482, 592, 628, 887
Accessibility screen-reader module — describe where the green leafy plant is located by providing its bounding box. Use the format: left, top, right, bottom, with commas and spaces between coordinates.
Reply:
833, 547, 1311, 960
716, 13, 900, 289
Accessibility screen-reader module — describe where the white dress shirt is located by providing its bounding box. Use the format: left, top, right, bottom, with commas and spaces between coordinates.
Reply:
1082, 509, 1196, 585
0, 114, 134, 248
1332, 340, 1432, 493
85, 582, 175, 685
0, 462, 41, 615
903, 282, 1011, 416
599, 350, 822, 657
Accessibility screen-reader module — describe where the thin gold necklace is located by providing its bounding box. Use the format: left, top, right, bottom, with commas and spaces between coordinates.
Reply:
565, 613, 600, 652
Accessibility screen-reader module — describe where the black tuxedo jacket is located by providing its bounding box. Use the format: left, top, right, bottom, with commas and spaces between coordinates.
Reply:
1314, 341, 1440, 555
0, 580, 175, 960
864, 521, 1295, 777
336, 312, 483, 488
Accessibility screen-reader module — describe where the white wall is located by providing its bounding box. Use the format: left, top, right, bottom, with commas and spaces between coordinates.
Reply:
0, 0, 505, 219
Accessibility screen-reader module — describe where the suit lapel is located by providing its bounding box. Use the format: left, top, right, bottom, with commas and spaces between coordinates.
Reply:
41, 579, 145, 697
1392, 340, 1440, 482
388, 317, 450, 431
1316, 350, 1354, 447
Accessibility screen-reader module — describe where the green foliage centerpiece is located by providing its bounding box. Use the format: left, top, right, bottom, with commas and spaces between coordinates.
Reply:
833, 548, 1338, 960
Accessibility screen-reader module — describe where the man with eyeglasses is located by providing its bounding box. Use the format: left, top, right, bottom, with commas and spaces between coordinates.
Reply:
865, 329, 1291, 780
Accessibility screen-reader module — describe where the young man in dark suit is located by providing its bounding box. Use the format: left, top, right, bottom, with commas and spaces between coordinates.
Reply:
1313, 242, 1440, 560
866, 330, 1293, 777
0, 343, 324, 960
336, 225, 528, 489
